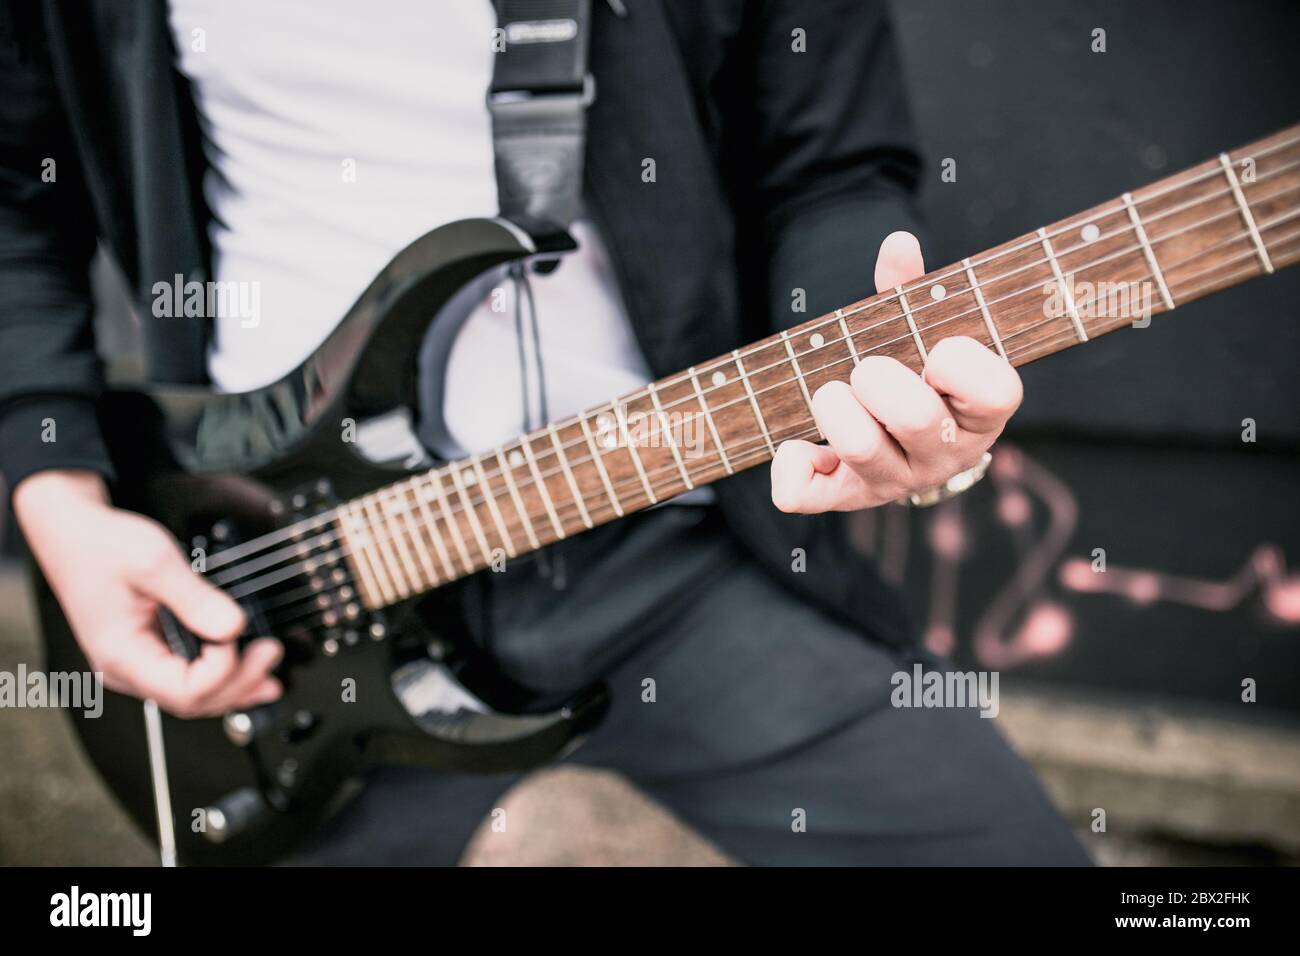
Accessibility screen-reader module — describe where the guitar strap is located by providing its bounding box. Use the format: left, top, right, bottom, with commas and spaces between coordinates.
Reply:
488, 0, 594, 229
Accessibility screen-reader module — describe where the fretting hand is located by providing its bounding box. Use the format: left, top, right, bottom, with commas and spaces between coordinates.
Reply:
771, 231, 1023, 513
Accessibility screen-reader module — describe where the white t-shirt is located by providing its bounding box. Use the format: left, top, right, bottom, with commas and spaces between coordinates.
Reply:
167, 0, 655, 456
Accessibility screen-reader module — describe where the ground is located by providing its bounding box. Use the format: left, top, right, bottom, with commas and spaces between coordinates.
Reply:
2, 562, 1295, 866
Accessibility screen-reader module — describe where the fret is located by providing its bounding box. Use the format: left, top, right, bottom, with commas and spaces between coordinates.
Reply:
688, 366, 733, 475
779, 329, 817, 418
1168, 243, 1292, 304
430, 469, 475, 573
1133, 157, 1247, 307
395, 479, 440, 587
380, 489, 427, 593
647, 375, 716, 486
736, 336, 812, 448
495, 447, 541, 551
1050, 204, 1158, 335
359, 494, 411, 599
732, 349, 776, 456
448, 463, 494, 564
1036, 227, 1088, 342
1234, 136, 1300, 270
578, 413, 624, 516
519, 436, 567, 538
832, 293, 924, 371
412, 475, 459, 579
336, 507, 387, 608
1122, 192, 1176, 311
613, 400, 657, 504
1218, 153, 1275, 274
896, 287, 928, 360
696, 358, 766, 472
548, 424, 594, 529
963, 257, 1007, 359
471, 457, 517, 558
835, 309, 861, 365
647, 383, 693, 491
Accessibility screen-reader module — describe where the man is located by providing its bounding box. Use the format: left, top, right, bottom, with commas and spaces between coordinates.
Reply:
1, 0, 1088, 864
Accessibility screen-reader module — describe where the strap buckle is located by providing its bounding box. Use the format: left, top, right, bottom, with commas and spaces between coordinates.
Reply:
487, 72, 596, 113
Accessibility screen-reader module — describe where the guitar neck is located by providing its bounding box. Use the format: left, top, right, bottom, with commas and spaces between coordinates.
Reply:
339, 123, 1300, 610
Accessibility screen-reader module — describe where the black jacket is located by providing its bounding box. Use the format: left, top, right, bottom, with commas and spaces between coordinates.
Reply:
0, 0, 922, 647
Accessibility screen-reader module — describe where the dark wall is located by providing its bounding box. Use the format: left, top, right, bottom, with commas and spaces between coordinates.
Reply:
894, 0, 1300, 442
884, 0, 1300, 720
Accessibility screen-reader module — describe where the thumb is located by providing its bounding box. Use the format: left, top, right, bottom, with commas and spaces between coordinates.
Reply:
874, 230, 925, 293
136, 552, 247, 642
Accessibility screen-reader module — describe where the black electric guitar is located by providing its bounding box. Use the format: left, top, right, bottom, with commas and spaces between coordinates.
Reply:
37, 124, 1300, 865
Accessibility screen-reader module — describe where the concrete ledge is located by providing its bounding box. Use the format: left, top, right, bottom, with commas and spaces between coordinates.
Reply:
998, 688, 1300, 855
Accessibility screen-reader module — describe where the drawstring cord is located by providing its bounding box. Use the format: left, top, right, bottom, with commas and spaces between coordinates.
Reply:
509, 261, 549, 428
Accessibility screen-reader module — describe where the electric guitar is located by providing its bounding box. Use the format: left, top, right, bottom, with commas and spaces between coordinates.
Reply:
36, 123, 1300, 865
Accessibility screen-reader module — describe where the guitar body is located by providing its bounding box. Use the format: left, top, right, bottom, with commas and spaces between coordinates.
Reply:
35, 217, 608, 866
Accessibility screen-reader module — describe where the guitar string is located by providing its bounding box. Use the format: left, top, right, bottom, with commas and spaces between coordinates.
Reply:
199, 143, 1300, 578
249, 218, 1300, 629
206, 162, 1300, 591
377, 221, 1300, 569
209, 186, 1300, 596
446, 158, 1300, 506
195, 137, 1300, 574
201, 145, 1300, 581
261, 254, 1245, 630
464, 169, 1300, 488
217, 195, 1300, 608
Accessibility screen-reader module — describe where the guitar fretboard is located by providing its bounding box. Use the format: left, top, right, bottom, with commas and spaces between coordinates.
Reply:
337, 123, 1300, 610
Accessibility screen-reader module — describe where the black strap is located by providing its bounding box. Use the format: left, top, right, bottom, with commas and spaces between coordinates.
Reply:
488, 0, 593, 228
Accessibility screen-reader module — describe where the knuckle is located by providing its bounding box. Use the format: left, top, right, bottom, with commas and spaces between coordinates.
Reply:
770, 481, 804, 514
811, 379, 848, 407
832, 434, 881, 468
889, 406, 940, 438
990, 376, 1025, 416
849, 356, 895, 394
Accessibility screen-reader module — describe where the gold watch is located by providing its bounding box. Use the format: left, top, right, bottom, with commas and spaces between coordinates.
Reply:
904, 451, 993, 508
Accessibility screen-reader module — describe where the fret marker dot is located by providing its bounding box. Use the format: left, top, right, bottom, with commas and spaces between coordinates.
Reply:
930, 284, 946, 301
463, 470, 477, 485
507, 450, 525, 468
809, 332, 825, 348
711, 370, 727, 387
1081, 223, 1101, 243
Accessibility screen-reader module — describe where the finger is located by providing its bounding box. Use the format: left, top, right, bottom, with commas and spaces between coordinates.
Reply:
874, 230, 925, 293
849, 355, 953, 463
771, 438, 877, 513
117, 633, 241, 717
203, 638, 284, 713
922, 337, 1024, 435
135, 551, 246, 643
810, 381, 912, 489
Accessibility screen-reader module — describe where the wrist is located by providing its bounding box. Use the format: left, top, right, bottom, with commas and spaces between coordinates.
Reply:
12, 469, 111, 534
903, 451, 994, 508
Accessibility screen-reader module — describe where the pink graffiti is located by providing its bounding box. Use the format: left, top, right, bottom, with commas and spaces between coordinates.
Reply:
852, 443, 1299, 672
1059, 545, 1300, 623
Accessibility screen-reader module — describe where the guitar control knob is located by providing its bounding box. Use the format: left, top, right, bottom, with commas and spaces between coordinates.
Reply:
222, 704, 280, 747
202, 788, 268, 844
